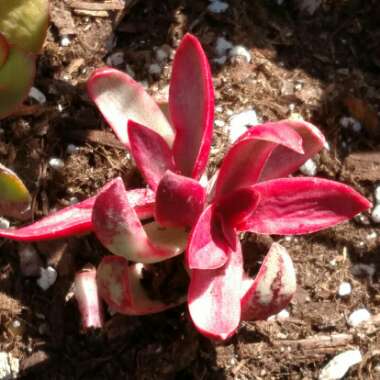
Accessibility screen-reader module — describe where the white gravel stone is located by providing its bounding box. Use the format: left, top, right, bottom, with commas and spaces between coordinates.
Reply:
371, 204, 380, 223
339, 116, 355, 128
227, 110, 258, 143
215, 37, 233, 56
229, 45, 252, 63
208, 1, 229, 13
155, 48, 168, 62
214, 119, 225, 128
60, 35, 71, 47
28, 87, 46, 104
0, 352, 19, 380
37, 266, 58, 291
319, 349, 362, 380
66, 144, 79, 155
268, 309, 290, 321
48, 157, 65, 170
374, 185, 380, 204
148, 63, 161, 75
299, 159, 317, 176
106, 52, 124, 66
337, 282, 352, 297
0, 217, 10, 229
347, 308, 371, 327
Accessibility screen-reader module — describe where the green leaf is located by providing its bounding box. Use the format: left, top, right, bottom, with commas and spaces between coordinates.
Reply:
0, 46, 35, 119
0, 163, 31, 220
0, 33, 9, 69
0, 0, 49, 53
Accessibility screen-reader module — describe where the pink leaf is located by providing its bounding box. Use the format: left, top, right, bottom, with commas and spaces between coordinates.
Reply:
259, 120, 326, 182
216, 187, 260, 228
87, 67, 173, 148
155, 170, 206, 228
128, 120, 175, 191
238, 177, 372, 235
240, 243, 296, 321
75, 264, 103, 329
97, 256, 186, 315
0, 179, 155, 242
188, 238, 243, 340
169, 33, 214, 179
186, 205, 230, 270
92, 178, 187, 263
214, 123, 304, 199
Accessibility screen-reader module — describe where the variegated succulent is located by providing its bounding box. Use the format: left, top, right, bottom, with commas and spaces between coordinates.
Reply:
0, 34, 371, 339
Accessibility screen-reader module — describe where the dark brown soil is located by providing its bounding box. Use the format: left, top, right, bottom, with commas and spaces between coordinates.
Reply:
1, 0, 380, 379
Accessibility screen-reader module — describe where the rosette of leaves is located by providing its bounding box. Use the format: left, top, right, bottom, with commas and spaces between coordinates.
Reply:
0, 0, 49, 118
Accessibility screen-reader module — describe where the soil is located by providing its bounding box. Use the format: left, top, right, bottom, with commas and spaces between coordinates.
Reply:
1, 0, 380, 379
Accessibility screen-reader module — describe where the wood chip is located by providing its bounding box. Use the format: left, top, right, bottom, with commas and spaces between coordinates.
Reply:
70, 0, 125, 11
345, 152, 380, 181
73, 9, 109, 17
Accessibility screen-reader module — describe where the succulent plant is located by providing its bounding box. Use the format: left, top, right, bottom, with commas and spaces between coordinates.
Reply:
0, 34, 371, 340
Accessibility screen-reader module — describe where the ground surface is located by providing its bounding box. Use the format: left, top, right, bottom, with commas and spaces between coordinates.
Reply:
0, 0, 380, 379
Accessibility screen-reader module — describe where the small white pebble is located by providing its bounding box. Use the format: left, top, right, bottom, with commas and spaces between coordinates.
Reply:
106, 52, 124, 66
289, 103, 296, 112
57, 103, 64, 112
214, 119, 225, 128
347, 308, 371, 327
213, 56, 227, 65
366, 231, 377, 240
268, 309, 290, 321
374, 185, 380, 204
60, 35, 71, 47
339, 116, 355, 128
229, 110, 258, 129
0, 217, 10, 229
299, 159, 317, 176
229, 45, 252, 63
215, 37, 233, 56
148, 63, 161, 75
155, 48, 168, 62
28, 87, 46, 104
227, 110, 258, 143
294, 82, 303, 91
37, 266, 58, 291
319, 349, 362, 380
69, 197, 79, 205
337, 282, 352, 297
66, 144, 79, 154
208, 0, 229, 13
371, 204, 380, 223
352, 121, 362, 133
215, 105, 223, 113
48, 157, 65, 170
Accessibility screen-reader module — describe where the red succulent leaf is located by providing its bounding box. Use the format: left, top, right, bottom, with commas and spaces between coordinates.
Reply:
259, 120, 326, 182
128, 120, 176, 191
169, 33, 214, 179
240, 243, 296, 321
238, 177, 372, 235
216, 187, 260, 228
186, 205, 231, 270
92, 178, 187, 263
97, 255, 186, 315
188, 237, 243, 340
155, 170, 206, 228
214, 123, 304, 200
87, 67, 173, 148
0, 33, 9, 68
0, 180, 155, 242
74, 265, 104, 329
